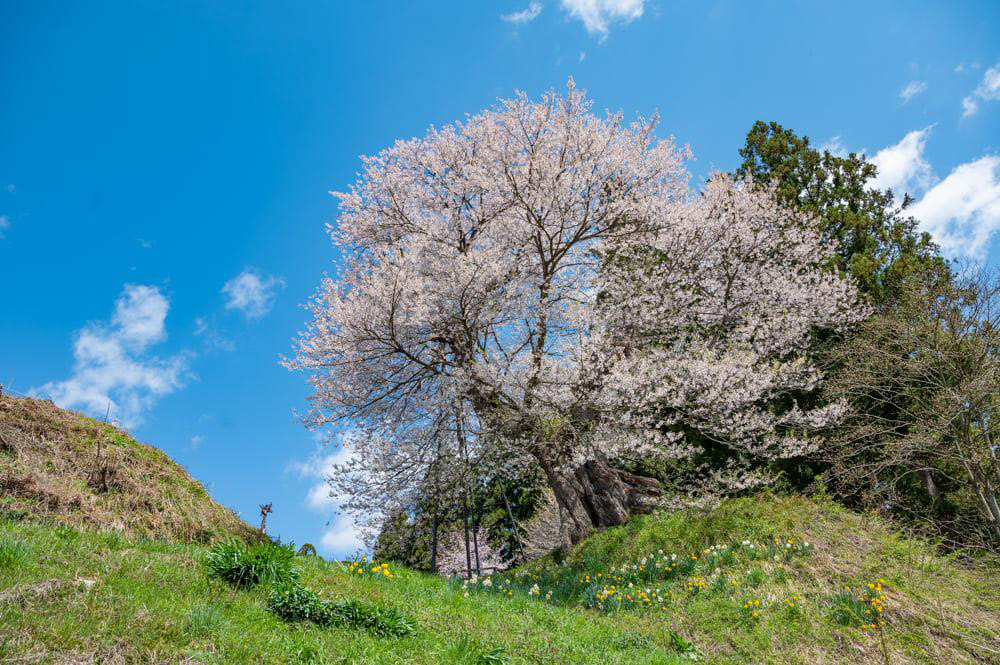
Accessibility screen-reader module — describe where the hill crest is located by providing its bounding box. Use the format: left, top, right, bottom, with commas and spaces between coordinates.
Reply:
0, 393, 257, 543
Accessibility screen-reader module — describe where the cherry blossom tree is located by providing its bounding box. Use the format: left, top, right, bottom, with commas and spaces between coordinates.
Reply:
287, 81, 861, 545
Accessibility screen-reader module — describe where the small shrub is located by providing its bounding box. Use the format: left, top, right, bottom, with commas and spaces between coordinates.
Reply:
740, 597, 763, 622
782, 592, 803, 618
0, 538, 29, 569
283, 637, 324, 665
668, 631, 701, 661
614, 631, 654, 650
829, 587, 869, 627
449, 635, 509, 664
267, 583, 328, 623
205, 540, 299, 589
267, 581, 416, 638
745, 568, 766, 587
328, 598, 416, 638
185, 603, 224, 636
830, 581, 888, 631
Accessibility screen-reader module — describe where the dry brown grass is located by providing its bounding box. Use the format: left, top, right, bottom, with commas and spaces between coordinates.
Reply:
0, 394, 258, 543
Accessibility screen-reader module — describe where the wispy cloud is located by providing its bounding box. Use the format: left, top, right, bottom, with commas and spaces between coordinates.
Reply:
501, 1, 543, 24
962, 62, 1000, 118
3, 184, 13, 193
899, 80, 927, 103
819, 136, 847, 158
193, 316, 235, 352
221, 268, 285, 320
289, 438, 365, 557
190, 434, 204, 450
0, 215, 9, 239
33, 284, 189, 427
560, 0, 644, 40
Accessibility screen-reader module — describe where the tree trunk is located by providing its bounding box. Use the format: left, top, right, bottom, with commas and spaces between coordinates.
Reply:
921, 469, 940, 504
536, 454, 661, 544
429, 505, 439, 573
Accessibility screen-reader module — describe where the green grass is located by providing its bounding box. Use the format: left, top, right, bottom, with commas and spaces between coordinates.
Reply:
1, 495, 998, 664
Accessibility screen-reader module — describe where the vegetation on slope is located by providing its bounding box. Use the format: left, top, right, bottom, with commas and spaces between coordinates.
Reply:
0, 394, 257, 543
2, 494, 998, 664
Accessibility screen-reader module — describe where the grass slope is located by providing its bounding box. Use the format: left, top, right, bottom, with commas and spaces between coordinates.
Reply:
0, 394, 257, 543
2, 495, 998, 664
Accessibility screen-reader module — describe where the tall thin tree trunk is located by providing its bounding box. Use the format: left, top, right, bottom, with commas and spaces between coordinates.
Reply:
463, 503, 472, 578
502, 489, 526, 562
472, 507, 482, 575
430, 503, 439, 573
455, 405, 473, 578
921, 469, 941, 504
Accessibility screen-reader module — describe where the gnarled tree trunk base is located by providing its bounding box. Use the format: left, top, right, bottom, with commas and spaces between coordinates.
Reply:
539, 455, 661, 545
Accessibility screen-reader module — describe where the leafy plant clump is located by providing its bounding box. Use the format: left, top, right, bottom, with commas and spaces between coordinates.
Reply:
204, 540, 299, 589
266, 582, 416, 638
0, 537, 29, 568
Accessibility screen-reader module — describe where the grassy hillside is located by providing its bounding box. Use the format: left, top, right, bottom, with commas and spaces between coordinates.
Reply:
2, 495, 998, 664
0, 394, 257, 543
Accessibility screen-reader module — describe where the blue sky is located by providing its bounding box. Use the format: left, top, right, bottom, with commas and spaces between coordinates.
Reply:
1, 1, 998, 557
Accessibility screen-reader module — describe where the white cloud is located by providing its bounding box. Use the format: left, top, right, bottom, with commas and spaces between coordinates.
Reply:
138, 238, 152, 249
33, 285, 188, 427
290, 440, 365, 558
870, 127, 934, 197
560, 0, 644, 39
837, 128, 1000, 259
501, 1, 543, 24
0, 215, 9, 239
819, 136, 847, 158
961, 62, 1000, 117
579, 51, 587, 62
193, 316, 235, 352
910, 156, 1000, 259
190, 434, 204, 450
221, 268, 285, 319
899, 80, 927, 103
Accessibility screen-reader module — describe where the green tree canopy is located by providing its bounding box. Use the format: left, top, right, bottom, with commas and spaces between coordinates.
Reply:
735, 120, 949, 304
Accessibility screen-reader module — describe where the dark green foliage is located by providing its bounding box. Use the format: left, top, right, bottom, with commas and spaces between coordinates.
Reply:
204, 540, 299, 589
266, 582, 330, 623
373, 465, 546, 571
297, 543, 318, 557
328, 598, 416, 638
735, 120, 949, 305
266, 580, 417, 638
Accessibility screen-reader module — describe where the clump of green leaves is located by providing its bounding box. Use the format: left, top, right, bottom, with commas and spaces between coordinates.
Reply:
0, 537, 29, 569
828, 589, 870, 627
668, 631, 702, 661
266, 582, 416, 638
204, 539, 298, 588
185, 603, 224, 636
447, 634, 510, 664
266, 582, 330, 623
